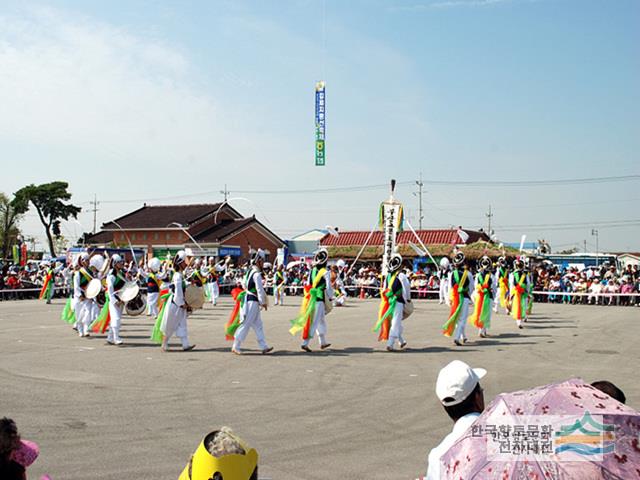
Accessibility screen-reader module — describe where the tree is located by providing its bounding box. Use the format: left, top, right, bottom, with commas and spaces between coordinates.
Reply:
13, 182, 81, 257
0, 193, 28, 260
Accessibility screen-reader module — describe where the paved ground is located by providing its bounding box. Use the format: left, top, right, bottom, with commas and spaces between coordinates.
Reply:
0, 297, 638, 479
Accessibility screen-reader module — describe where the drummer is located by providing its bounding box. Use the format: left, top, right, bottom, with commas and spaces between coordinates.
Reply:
146, 257, 164, 317
73, 252, 92, 337
206, 257, 221, 306
106, 254, 128, 345
86, 254, 107, 334
160, 250, 196, 352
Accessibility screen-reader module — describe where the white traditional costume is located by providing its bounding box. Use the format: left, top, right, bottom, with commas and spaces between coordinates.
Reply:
232, 250, 272, 354
106, 255, 127, 345
159, 251, 195, 351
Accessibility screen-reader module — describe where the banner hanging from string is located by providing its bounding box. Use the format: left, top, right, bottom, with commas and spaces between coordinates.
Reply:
315, 81, 326, 166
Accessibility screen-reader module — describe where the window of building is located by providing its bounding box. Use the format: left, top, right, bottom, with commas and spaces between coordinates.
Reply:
154, 232, 159, 241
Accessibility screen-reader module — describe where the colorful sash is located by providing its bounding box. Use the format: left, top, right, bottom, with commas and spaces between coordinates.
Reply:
442, 270, 469, 337
39, 270, 54, 301
151, 290, 173, 344
225, 287, 246, 340
91, 293, 111, 334
469, 272, 492, 329
374, 272, 399, 341
289, 268, 327, 340
61, 296, 76, 324
498, 268, 509, 308
511, 272, 527, 320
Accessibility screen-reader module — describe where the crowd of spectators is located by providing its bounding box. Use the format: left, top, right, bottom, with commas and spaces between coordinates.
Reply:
3, 257, 639, 307
531, 262, 640, 306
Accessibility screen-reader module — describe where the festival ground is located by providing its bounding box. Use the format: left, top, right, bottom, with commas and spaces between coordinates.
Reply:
1, 298, 637, 479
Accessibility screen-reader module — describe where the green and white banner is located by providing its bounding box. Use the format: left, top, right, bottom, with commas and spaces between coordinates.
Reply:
315, 81, 326, 166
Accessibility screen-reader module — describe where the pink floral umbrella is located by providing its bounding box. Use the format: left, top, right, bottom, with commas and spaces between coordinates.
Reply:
440, 378, 640, 479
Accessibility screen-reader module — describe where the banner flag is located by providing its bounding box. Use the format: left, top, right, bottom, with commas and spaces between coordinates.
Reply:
315, 81, 326, 166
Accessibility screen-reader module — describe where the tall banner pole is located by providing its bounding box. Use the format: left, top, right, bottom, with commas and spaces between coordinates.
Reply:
315, 81, 326, 166
379, 179, 404, 276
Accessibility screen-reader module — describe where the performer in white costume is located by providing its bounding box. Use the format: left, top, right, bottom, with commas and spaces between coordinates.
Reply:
232, 249, 273, 355
160, 250, 196, 352
333, 259, 348, 307
273, 263, 287, 306
438, 257, 451, 305
443, 252, 474, 347
376, 253, 412, 352
146, 257, 164, 317
298, 248, 334, 352
106, 254, 127, 345
207, 257, 221, 306
73, 252, 92, 337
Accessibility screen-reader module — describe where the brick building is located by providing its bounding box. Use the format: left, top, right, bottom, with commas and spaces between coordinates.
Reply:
86, 203, 285, 263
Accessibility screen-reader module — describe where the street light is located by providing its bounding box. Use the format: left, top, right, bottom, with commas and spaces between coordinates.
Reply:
591, 229, 599, 267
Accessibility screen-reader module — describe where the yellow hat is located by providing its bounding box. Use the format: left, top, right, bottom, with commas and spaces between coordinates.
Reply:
179, 430, 258, 480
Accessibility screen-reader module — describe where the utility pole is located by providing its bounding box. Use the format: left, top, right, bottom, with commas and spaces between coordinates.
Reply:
220, 184, 229, 202
90, 194, 100, 234
591, 229, 599, 267
583, 239, 587, 253
414, 173, 424, 230
486, 205, 493, 234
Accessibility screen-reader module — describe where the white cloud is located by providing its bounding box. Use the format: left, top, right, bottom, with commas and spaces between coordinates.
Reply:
0, 6, 253, 174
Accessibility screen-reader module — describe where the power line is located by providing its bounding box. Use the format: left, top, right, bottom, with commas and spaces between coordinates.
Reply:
420, 174, 640, 187
495, 219, 640, 232
90, 194, 100, 234
84, 174, 640, 205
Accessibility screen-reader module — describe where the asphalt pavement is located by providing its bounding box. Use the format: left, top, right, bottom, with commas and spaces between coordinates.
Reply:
0, 297, 637, 479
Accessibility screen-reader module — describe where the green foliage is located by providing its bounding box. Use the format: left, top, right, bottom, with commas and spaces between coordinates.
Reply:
13, 181, 81, 256
0, 192, 27, 260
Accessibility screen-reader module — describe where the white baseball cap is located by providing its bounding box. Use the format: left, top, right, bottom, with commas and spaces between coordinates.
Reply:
436, 360, 487, 407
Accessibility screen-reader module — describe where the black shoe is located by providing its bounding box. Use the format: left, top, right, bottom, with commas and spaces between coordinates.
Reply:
399, 342, 407, 349
262, 347, 274, 354
320, 343, 332, 350
301, 345, 312, 353
182, 344, 196, 351
454, 340, 463, 346
386, 346, 396, 352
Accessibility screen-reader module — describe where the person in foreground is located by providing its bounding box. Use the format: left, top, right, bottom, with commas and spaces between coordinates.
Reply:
425, 360, 486, 480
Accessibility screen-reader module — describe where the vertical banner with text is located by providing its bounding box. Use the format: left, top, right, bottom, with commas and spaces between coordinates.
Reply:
379, 193, 404, 276
315, 81, 326, 166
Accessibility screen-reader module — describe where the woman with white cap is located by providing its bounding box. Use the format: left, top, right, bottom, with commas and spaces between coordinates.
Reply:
231, 249, 273, 355
159, 250, 195, 352
106, 254, 127, 345
425, 360, 486, 480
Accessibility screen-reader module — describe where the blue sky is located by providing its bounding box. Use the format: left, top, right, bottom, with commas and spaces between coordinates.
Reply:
1, 0, 639, 251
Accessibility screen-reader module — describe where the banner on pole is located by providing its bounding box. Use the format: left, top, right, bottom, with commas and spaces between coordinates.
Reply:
315, 81, 326, 166
379, 192, 404, 276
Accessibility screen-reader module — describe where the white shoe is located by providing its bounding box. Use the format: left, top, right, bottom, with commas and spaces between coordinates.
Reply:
114, 339, 123, 345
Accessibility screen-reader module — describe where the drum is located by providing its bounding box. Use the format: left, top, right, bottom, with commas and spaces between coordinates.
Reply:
85, 279, 102, 299
95, 290, 107, 307
125, 292, 147, 316
185, 285, 204, 310
324, 296, 333, 314
117, 282, 139, 302
402, 300, 414, 319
